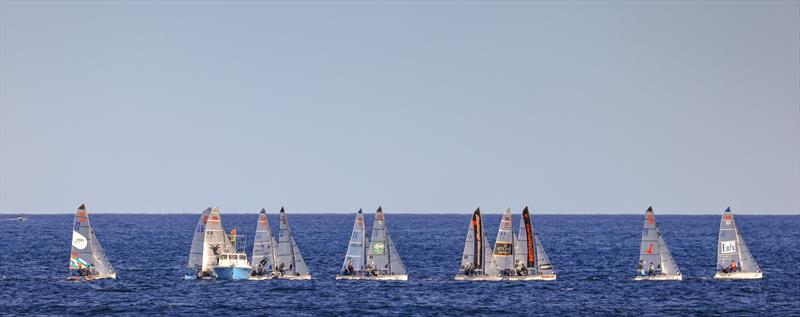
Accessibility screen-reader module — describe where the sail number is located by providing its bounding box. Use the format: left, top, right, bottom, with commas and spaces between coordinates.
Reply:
494, 242, 512, 256
721, 241, 737, 254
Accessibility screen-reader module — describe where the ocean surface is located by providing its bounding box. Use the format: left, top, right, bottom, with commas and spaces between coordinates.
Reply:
1, 213, 798, 316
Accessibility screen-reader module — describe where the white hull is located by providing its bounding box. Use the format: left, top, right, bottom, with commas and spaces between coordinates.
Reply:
275, 274, 312, 280
503, 274, 557, 281
335, 274, 408, 281
715, 272, 763, 280
68, 273, 116, 281
248, 275, 273, 281
454, 275, 503, 281
634, 274, 682, 281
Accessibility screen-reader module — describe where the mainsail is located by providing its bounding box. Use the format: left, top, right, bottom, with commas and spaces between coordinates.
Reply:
341, 209, 369, 273
251, 208, 276, 273
276, 207, 310, 277
638, 207, 680, 276
717, 207, 760, 273
513, 206, 554, 275
202, 207, 229, 273
368, 207, 406, 275
493, 208, 515, 274
69, 204, 115, 277
459, 208, 497, 276
188, 207, 212, 272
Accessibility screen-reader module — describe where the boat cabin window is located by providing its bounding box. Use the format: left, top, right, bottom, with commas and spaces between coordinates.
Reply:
239, 255, 247, 260
220, 255, 228, 260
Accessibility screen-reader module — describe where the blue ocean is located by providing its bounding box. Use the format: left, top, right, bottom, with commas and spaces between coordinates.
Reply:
1, 213, 798, 316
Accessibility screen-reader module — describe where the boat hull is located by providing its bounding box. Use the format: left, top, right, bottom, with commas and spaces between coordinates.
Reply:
503, 274, 557, 281
67, 273, 116, 281
634, 274, 682, 281
213, 267, 251, 280
454, 275, 504, 281
335, 274, 408, 281
714, 272, 763, 280
275, 274, 312, 280
248, 274, 273, 281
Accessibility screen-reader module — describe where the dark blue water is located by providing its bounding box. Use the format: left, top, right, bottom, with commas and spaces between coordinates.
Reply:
1, 214, 798, 316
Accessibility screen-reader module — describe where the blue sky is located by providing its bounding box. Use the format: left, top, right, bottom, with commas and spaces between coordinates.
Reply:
1, 1, 798, 214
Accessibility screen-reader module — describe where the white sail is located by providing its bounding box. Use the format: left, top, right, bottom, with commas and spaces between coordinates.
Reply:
637, 207, 680, 277
251, 208, 276, 274
533, 232, 554, 275
493, 208, 514, 274
69, 204, 115, 278
202, 207, 229, 273
276, 207, 310, 277
458, 208, 497, 276
341, 209, 369, 274
188, 207, 212, 272
368, 207, 406, 276
717, 207, 761, 273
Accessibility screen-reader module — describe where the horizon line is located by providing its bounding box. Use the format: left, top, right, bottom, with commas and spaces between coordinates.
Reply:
5, 211, 799, 216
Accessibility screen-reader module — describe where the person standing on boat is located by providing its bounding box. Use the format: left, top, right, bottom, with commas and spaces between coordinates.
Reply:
731, 260, 737, 273
648, 262, 655, 277
345, 260, 355, 275
638, 260, 645, 276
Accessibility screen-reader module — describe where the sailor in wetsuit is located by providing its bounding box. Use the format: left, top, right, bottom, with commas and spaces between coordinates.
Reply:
345, 260, 355, 275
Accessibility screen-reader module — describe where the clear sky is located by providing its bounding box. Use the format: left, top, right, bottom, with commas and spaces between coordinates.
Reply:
1, 1, 798, 214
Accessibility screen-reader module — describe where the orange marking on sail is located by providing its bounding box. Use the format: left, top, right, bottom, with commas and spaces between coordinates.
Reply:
646, 213, 654, 225
724, 214, 732, 220
78, 211, 85, 217
260, 218, 267, 226
646, 243, 653, 254
79, 218, 86, 222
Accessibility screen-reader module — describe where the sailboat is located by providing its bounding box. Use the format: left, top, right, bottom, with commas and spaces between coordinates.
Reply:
714, 207, 762, 279
509, 206, 557, 281
455, 208, 500, 281
337, 207, 408, 280
249, 208, 277, 280
185, 207, 230, 279
68, 204, 116, 281
634, 207, 682, 281
274, 207, 312, 280
335, 209, 369, 279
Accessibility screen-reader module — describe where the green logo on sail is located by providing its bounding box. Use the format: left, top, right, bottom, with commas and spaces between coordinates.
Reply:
372, 242, 386, 255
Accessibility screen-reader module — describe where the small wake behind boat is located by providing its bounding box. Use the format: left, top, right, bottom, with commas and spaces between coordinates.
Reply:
274, 207, 312, 280
715, 207, 762, 280
455, 208, 501, 281
68, 204, 116, 281
337, 207, 408, 281
249, 209, 277, 280
634, 207, 682, 281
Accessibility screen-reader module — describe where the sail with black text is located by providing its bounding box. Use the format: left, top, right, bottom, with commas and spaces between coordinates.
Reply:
69, 204, 116, 281
715, 207, 762, 279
